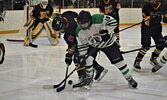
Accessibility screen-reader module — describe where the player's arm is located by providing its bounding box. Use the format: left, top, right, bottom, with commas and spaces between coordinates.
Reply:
142, 5, 151, 26
116, 2, 121, 10
76, 27, 89, 56
102, 15, 118, 33
47, 5, 53, 18
64, 35, 76, 55
99, 15, 117, 42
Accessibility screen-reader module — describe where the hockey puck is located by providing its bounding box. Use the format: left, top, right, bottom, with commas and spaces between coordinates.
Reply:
68, 80, 73, 85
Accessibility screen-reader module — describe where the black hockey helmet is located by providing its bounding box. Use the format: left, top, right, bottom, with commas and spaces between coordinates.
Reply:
77, 10, 92, 30
52, 15, 67, 31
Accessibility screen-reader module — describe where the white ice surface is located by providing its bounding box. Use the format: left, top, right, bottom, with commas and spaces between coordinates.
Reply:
0, 26, 167, 100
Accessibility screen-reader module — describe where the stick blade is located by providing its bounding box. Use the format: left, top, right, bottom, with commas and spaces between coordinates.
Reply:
29, 43, 38, 48
42, 85, 54, 89
56, 85, 65, 92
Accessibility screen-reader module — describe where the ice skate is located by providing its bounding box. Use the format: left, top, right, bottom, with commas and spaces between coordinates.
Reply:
73, 75, 93, 90
126, 76, 138, 88
133, 57, 141, 72
152, 64, 162, 72
149, 56, 158, 66
94, 67, 108, 82
0, 43, 5, 64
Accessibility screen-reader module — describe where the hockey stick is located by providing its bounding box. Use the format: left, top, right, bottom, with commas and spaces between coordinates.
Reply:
42, 65, 76, 89
121, 44, 162, 54
56, 65, 69, 92
29, 43, 38, 48
119, 22, 142, 32
6, 39, 24, 42
42, 41, 103, 90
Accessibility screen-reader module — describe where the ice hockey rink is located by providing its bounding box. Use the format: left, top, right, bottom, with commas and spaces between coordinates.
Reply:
0, 25, 167, 100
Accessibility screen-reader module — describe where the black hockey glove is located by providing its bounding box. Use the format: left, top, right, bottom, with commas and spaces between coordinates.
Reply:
65, 53, 73, 65
99, 30, 110, 42
159, 36, 167, 47
0, 16, 4, 22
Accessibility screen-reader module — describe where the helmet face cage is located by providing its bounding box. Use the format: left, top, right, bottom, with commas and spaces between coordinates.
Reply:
52, 16, 66, 31
41, 0, 48, 8
78, 10, 92, 30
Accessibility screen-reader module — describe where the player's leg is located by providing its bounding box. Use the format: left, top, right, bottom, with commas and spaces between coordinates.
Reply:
43, 20, 59, 46
23, 17, 34, 30
73, 56, 94, 89
150, 25, 164, 66
23, 17, 35, 46
0, 43, 5, 64
133, 25, 151, 71
73, 47, 99, 89
102, 43, 137, 88
90, 48, 108, 82
93, 60, 108, 82
24, 22, 43, 46
152, 51, 167, 72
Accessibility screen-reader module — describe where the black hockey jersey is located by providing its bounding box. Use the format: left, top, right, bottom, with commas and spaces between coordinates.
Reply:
99, 0, 120, 15
62, 11, 78, 49
142, 2, 163, 26
31, 4, 53, 23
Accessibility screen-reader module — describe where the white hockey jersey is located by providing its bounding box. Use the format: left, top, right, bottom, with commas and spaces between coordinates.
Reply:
76, 14, 118, 56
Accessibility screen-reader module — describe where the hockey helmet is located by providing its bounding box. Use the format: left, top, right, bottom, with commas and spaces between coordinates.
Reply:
52, 15, 67, 31
77, 10, 92, 30
41, 0, 48, 9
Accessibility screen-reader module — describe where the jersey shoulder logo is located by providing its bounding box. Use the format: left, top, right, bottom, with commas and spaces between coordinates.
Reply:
68, 35, 74, 42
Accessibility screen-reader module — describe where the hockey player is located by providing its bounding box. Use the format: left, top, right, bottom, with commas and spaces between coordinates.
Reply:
0, 43, 5, 64
133, 0, 165, 71
23, 0, 59, 47
151, 50, 167, 72
151, 3, 167, 72
73, 10, 138, 89
52, 11, 108, 82
99, 0, 121, 47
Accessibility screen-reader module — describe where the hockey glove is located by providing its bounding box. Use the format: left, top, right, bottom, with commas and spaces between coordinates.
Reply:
99, 30, 110, 42
144, 16, 151, 26
65, 53, 73, 65
159, 36, 167, 47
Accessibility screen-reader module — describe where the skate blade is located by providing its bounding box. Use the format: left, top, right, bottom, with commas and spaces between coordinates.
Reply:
73, 86, 91, 91
133, 67, 141, 72
149, 61, 157, 67
128, 83, 137, 89
96, 69, 108, 82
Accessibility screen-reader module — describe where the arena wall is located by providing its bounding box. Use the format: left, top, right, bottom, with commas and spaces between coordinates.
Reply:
0, 8, 143, 34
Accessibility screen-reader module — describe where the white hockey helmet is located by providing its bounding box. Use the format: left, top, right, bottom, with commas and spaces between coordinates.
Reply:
41, 0, 48, 9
